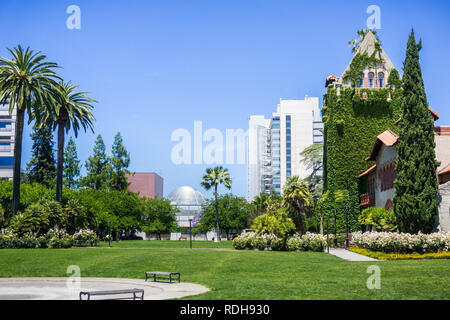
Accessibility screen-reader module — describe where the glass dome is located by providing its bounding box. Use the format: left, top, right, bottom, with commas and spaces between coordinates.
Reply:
168, 186, 207, 216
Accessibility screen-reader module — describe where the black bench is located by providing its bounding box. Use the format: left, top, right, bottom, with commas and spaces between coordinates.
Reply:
145, 271, 180, 283
79, 288, 144, 300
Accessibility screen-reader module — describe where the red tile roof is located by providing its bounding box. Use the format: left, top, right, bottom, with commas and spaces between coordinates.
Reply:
394, 108, 440, 126
438, 164, 450, 176
358, 164, 377, 178
365, 130, 399, 161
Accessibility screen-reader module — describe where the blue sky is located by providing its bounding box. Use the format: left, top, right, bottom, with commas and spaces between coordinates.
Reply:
1, 0, 449, 198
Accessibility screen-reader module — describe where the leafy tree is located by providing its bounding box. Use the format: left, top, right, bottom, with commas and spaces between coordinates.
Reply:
64, 137, 81, 189
200, 166, 232, 242
26, 125, 56, 188
109, 132, 130, 191
251, 208, 296, 238
393, 30, 439, 234
0, 45, 60, 215
282, 176, 313, 235
82, 135, 111, 190
299, 144, 323, 198
39, 81, 95, 202
249, 191, 282, 226
387, 68, 402, 90
141, 197, 178, 240
195, 194, 250, 240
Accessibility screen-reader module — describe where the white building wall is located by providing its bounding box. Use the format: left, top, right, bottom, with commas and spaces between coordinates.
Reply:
375, 145, 397, 209
275, 97, 321, 191
247, 116, 271, 201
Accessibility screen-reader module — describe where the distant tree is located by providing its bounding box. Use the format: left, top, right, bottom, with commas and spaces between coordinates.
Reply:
299, 144, 323, 198
393, 30, 439, 234
109, 132, 130, 191
141, 197, 178, 240
82, 135, 111, 190
196, 194, 250, 240
282, 176, 313, 235
249, 191, 282, 226
201, 166, 232, 242
64, 137, 81, 189
26, 125, 56, 188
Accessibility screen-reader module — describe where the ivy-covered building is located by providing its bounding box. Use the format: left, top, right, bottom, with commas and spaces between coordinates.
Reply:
322, 30, 404, 232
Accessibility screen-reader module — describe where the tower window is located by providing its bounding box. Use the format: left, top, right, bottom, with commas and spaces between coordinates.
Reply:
359, 74, 364, 88
378, 73, 385, 88
368, 73, 375, 88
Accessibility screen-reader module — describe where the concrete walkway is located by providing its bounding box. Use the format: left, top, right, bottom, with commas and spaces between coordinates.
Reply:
327, 248, 379, 261
0, 277, 209, 300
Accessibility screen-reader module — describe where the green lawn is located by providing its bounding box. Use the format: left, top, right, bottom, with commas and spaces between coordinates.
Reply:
98, 240, 233, 249
0, 241, 449, 299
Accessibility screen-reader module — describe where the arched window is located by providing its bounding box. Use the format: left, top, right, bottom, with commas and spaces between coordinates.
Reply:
359, 74, 364, 88
378, 73, 385, 88
368, 73, 375, 88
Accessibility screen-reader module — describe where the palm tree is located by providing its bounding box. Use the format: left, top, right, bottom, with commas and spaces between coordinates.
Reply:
282, 176, 313, 235
201, 166, 231, 242
38, 81, 95, 202
0, 45, 60, 215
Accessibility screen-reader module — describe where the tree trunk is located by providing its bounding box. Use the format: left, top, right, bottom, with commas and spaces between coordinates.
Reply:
11, 107, 25, 216
214, 184, 220, 242
56, 118, 66, 203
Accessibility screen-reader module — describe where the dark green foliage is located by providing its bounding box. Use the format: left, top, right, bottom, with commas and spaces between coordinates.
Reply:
109, 132, 130, 191
393, 30, 439, 234
359, 207, 397, 231
195, 194, 251, 239
323, 87, 402, 232
140, 197, 178, 239
63, 137, 81, 189
26, 126, 56, 188
387, 68, 402, 89
82, 135, 111, 190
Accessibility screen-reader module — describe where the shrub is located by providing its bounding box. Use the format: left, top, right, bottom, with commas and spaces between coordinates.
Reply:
19, 233, 38, 249
46, 229, 73, 249
73, 229, 99, 247
359, 208, 397, 231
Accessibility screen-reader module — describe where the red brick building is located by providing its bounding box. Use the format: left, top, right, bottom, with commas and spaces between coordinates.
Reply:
126, 172, 163, 199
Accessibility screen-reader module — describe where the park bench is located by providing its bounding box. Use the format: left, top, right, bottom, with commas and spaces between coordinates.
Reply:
145, 271, 180, 283
79, 288, 144, 300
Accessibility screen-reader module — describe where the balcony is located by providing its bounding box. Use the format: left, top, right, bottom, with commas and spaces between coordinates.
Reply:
360, 193, 375, 207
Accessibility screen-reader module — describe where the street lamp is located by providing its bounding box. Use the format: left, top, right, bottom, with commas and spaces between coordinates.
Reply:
344, 205, 349, 249
189, 218, 193, 249
333, 209, 337, 248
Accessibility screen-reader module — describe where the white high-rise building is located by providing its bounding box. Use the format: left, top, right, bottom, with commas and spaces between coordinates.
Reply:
247, 96, 323, 201
0, 100, 15, 180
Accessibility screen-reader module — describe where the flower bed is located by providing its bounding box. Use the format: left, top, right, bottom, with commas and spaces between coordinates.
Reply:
349, 247, 450, 260
352, 231, 450, 254
232, 232, 326, 252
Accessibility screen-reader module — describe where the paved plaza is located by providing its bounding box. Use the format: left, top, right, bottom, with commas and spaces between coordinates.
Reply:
0, 277, 209, 300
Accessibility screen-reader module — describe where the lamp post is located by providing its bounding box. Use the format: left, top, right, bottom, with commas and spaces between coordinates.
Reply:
189, 218, 193, 249
326, 217, 330, 253
333, 209, 337, 248
344, 205, 349, 249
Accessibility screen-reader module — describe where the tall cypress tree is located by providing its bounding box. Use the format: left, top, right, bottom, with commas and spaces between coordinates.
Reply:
26, 126, 56, 188
82, 135, 111, 190
109, 132, 130, 191
393, 30, 439, 234
64, 137, 81, 189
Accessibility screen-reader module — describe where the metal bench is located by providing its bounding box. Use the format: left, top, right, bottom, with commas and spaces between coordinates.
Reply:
79, 288, 144, 300
145, 271, 180, 283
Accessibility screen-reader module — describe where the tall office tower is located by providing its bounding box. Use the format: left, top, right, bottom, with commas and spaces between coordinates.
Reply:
0, 100, 15, 180
247, 96, 323, 201
247, 115, 272, 201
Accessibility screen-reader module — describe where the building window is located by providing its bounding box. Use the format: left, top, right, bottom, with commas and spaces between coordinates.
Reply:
368, 73, 375, 88
379, 162, 396, 191
0, 156, 13, 168
359, 74, 364, 88
285, 115, 292, 178
378, 73, 384, 88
